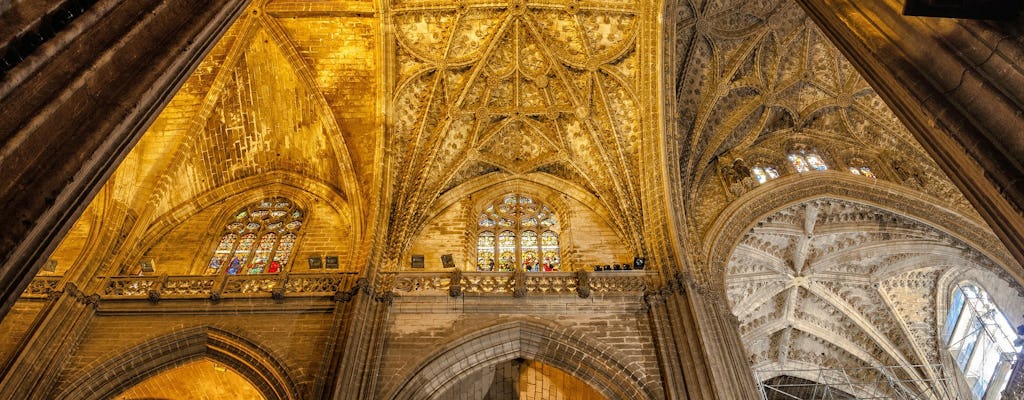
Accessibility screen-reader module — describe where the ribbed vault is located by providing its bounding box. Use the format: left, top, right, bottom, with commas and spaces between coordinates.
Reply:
725, 198, 1013, 396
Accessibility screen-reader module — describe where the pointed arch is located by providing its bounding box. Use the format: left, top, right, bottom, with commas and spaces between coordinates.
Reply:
704, 173, 1017, 289
54, 326, 301, 400
387, 320, 658, 400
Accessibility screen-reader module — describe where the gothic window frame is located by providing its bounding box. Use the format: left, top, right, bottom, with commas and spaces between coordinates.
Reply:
475, 194, 561, 272
206, 197, 305, 275
750, 165, 781, 184
844, 157, 877, 179
942, 282, 1021, 399
787, 145, 829, 173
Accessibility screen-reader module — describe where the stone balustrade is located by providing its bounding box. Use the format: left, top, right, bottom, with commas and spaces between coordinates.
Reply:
380, 270, 652, 298
23, 270, 652, 302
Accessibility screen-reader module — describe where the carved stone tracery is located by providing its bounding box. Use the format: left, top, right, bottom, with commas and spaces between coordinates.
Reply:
387, 0, 656, 260
724, 198, 1012, 394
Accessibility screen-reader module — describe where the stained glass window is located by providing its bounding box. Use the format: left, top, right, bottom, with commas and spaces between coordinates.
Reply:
206, 197, 304, 275
541, 231, 560, 271
476, 194, 561, 272
751, 166, 780, 184
788, 149, 827, 173
477, 232, 495, 271
944, 283, 1021, 399
520, 231, 539, 271
848, 166, 876, 179
498, 231, 517, 272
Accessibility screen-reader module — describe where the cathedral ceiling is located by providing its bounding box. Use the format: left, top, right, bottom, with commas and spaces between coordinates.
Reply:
726, 199, 1020, 394
667, 0, 979, 240
384, 0, 658, 259
43, 0, 1017, 282
99, 0, 378, 237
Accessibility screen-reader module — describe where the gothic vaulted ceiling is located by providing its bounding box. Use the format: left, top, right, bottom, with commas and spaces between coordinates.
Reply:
64, 0, 1015, 274
667, 0, 980, 236
727, 199, 1023, 395
384, 0, 659, 259
42, 0, 1022, 387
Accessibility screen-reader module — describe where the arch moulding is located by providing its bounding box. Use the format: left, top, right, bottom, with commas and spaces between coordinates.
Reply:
387, 319, 658, 400
703, 173, 1019, 290
54, 325, 302, 400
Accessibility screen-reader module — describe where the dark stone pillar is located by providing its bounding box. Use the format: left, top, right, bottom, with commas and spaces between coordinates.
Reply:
648, 275, 759, 400
0, 283, 97, 399
1004, 354, 1024, 399
0, 0, 249, 320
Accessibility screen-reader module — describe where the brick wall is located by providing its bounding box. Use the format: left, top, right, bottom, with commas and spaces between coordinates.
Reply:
378, 295, 664, 399
0, 299, 45, 369
53, 301, 336, 396
406, 197, 633, 272
142, 200, 353, 275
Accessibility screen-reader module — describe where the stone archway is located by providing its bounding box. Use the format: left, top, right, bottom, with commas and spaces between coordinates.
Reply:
388, 320, 657, 400
704, 173, 1017, 288
54, 326, 301, 400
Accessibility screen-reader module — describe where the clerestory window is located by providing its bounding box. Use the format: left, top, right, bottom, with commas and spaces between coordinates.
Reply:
751, 166, 780, 184
788, 149, 828, 173
476, 194, 560, 272
206, 197, 303, 275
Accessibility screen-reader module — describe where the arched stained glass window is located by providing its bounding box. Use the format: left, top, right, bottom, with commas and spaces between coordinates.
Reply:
476, 194, 560, 272
943, 283, 1021, 399
848, 166, 876, 178
206, 197, 304, 275
751, 166, 780, 184
788, 149, 827, 173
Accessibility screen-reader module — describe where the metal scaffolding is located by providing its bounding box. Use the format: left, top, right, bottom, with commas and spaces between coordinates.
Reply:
755, 364, 967, 400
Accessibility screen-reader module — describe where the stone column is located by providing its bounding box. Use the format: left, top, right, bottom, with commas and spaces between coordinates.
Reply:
320, 278, 392, 400
648, 275, 760, 400
0, 283, 98, 399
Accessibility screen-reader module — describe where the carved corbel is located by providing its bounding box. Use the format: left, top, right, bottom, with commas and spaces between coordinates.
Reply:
575, 270, 591, 299
512, 269, 527, 298
449, 268, 463, 298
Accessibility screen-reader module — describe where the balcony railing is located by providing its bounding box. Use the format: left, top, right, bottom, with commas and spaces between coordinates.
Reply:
24, 270, 651, 301
379, 270, 652, 298
98, 272, 359, 301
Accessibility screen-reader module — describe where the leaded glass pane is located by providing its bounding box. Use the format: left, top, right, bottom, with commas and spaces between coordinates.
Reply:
271, 233, 295, 273
752, 167, 768, 184
788, 154, 809, 173
477, 232, 495, 271
765, 166, 779, 179
541, 231, 559, 271
498, 231, 516, 271
521, 231, 538, 271
248, 233, 276, 274
208, 233, 237, 273
805, 154, 827, 170
229, 233, 256, 274
859, 166, 875, 178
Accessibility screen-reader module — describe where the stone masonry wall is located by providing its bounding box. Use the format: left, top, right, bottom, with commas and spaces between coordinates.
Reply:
376, 295, 663, 399
51, 300, 336, 397
0, 299, 45, 369
143, 200, 353, 275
